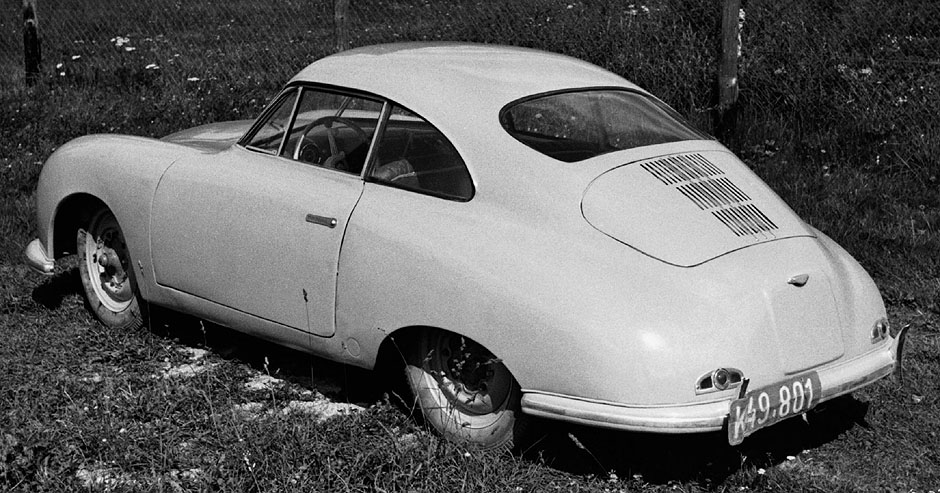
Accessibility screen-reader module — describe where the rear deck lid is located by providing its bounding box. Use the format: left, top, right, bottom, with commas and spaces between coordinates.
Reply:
582, 150, 814, 266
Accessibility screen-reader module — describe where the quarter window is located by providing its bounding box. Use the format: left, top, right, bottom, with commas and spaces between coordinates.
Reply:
367, 106, 473, 200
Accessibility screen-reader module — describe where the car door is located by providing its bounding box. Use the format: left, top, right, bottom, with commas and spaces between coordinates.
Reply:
150, 86, 384, 337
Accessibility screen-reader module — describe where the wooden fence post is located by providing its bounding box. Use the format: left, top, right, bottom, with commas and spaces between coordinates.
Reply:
334, 0, 350, 53
716, 0, 741, 141
23, 0, 42, 84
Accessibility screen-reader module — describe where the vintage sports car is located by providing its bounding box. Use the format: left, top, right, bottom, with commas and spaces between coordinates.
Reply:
25, 43, 904, 449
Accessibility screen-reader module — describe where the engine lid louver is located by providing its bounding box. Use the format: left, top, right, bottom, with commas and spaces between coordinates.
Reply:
581, 150, 813, 267
641, 154, 779, 239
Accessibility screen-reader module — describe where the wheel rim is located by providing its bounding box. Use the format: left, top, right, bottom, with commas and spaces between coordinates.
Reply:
83, 212, 133, 312
426, 334, 512, 415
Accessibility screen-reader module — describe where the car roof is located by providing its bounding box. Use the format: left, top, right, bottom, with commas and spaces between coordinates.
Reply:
289, 43, 652, 203
290, 43, 641, 122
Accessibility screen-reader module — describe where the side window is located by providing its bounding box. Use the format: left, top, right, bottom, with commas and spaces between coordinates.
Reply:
282, 88, 383, 175
367, 106, 474, 200
243, 88, 298, 154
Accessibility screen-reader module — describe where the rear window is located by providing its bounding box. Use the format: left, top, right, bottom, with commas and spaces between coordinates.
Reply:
499, 89, 708, 162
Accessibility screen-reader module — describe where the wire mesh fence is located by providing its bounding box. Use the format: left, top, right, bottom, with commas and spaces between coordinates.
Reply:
740, 0, 939, 172
1, 0, 938, 172
1, 0, 336, 89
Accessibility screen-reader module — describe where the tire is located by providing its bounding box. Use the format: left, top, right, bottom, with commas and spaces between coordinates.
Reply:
77, 208, 144, 330
405, 330, 527, 450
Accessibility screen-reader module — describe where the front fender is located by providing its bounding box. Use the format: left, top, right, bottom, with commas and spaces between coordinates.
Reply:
35, 135, 191, 293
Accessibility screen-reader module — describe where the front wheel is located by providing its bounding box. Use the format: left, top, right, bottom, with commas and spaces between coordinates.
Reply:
77, 209, 144, 330
405, 331, 527, 449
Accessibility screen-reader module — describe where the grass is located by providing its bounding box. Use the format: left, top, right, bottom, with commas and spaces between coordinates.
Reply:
1, 0, 939, 491
1, 267, 938, 491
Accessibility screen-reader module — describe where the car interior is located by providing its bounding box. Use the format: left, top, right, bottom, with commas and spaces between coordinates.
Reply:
289, 115, 473, 200
245, 91, 474, 200
368, 118, 473, 200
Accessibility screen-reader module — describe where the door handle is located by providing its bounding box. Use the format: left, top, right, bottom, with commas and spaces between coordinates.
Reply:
305, 214, 337, 229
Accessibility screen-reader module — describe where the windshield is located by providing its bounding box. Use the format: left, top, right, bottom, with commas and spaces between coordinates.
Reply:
499, 89, 708, 162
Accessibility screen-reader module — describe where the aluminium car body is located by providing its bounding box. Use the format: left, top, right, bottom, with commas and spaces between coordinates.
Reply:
25, 43, 904, 448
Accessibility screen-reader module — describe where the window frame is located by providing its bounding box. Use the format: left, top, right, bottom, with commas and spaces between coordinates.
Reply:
282, 86, 386, 171
235, 81, 477, 202
239, 86, 302, 156
238, 83, 388, 175
363, 102, 476, 202
238, 83, 475, 201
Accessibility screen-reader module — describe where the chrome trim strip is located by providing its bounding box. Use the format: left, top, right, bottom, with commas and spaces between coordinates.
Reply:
521, 392, 727, 433
520, 342, 898, 434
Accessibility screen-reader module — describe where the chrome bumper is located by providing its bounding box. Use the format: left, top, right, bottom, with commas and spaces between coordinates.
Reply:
520, 337, 900, 434
24, 238, 55, 275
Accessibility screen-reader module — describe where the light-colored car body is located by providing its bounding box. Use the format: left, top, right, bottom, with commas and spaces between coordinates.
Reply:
26, 43, 902, 441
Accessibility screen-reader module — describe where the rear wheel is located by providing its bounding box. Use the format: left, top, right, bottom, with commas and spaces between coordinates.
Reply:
77, 209, 144, 330
405, 330, 527, 449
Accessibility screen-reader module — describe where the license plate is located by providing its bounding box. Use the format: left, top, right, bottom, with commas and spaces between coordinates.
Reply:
727, 372, 821, 445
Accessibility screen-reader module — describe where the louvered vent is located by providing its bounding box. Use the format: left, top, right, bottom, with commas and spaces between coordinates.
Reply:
641, 154, 778, 238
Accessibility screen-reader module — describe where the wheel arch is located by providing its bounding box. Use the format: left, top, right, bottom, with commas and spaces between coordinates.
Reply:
374, 325, 440, 374
51, 193, 110, 258
371, 325, 429, 407
46, 190, 154, 303
373, 325, 523, 383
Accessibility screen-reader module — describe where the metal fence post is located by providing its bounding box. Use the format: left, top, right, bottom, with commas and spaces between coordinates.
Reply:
23, 0, 42, 84
334, 0, 350, 53
716, 0, 741, 141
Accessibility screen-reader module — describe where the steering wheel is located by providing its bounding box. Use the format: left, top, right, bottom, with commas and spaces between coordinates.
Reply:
293, 116, 368, 170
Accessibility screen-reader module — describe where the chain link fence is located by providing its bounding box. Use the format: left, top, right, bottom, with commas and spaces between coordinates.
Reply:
1, 0, 938, 168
